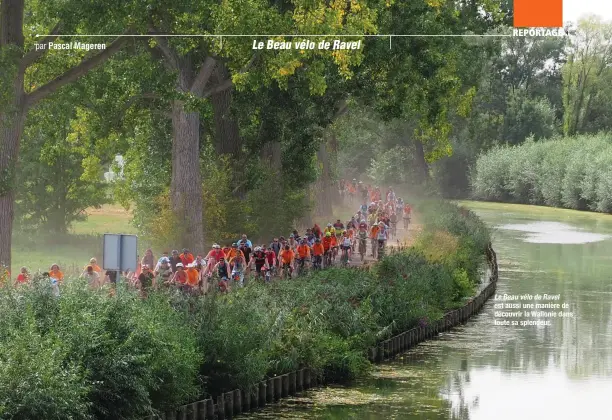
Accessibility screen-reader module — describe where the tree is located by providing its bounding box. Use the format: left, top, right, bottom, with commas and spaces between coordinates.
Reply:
563, 16, 612, 136
0, 0, 132, 270
355, 0, 509, 182
16, 88, 109, 233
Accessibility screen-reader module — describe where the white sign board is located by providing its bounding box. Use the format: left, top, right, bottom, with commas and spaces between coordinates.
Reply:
103, 234, 138, 272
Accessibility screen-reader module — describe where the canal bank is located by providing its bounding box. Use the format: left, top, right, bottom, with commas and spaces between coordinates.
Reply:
238, 201, 612, 420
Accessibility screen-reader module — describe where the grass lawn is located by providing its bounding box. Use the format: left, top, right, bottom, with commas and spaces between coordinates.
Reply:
11, 205, 138, 276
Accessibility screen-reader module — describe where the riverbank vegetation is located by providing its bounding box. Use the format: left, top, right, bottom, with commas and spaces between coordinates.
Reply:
471, 134, 612, 213
0, 200, 490, 420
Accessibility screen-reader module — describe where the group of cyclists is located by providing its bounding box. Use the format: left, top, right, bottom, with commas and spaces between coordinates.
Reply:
2, 183, 412, 296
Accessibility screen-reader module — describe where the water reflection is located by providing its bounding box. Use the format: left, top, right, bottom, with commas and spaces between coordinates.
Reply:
498, 221, 610, 244
240, 204, 612, 420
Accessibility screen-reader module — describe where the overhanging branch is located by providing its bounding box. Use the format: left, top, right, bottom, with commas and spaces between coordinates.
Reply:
25, 33, 131, 108
201, 53, 259, 98
190, 56, 217, 95
20, 21, 62, 69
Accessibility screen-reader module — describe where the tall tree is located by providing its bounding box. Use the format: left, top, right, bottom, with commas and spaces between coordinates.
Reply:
563, 17, 612, 136
0, 0, 131, 270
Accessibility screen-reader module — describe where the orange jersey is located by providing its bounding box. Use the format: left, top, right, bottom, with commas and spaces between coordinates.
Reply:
312, 243, 324, 256
322, 237, 333, 251
50, 269, 64, 282
279, 249, 295, 264
186, 268, 199, 287
347, 229, 354, 239
296, 245, 311, 258
330, 236, 338, 247
225, 248, 244, 261
370, 226, 379, 239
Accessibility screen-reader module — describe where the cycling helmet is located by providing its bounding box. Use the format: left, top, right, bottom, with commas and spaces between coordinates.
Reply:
326, 232, 332, 237
327, 223, 332, 228
232, 243, 238, 247
315, 238, 321, 243
289, 234, 294, 238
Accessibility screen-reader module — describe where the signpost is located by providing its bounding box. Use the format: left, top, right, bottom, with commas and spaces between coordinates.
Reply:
103, 234, 138, 285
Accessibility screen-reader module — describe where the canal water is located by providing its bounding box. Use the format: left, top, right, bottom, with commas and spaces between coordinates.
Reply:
238, 202, 612, 420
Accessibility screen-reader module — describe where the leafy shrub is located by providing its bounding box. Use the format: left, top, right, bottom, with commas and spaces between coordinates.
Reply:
0, 280, 202, 420
471, 133, 612, 213
0, 199, 491, 416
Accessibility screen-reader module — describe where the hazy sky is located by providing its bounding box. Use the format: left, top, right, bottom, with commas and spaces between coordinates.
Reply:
564, 0, 612, 23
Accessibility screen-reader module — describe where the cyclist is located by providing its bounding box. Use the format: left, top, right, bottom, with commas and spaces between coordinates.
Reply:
324, 223, 336, 237
332, 230, 341, 261
155, 257, 173, 287
347, 224, 356, 249
322, 231, 334, 267
403, 203, 412, 229
226, 243, 244, 262
333, 219, 345, 231
288, 234, 298, 250
270, 238, 282, 265
369, 223, 379, 258
347, 216, 357, 230
312, 223, 322, 239
389, 211, 397, 238
229, 252, 246, 287
250, 247, 270, 281
305, 228, 316, 245
396, 196, 404, 210
360, 202, 368, 215
375, 221, 389, 259
357, 221, 369, 260
213, 257, 231, 292
279, 245, 295, 279
312, 238, 324, 269
340, 230, 352, 264
264, 245, 277, 276
295, 238, 311, 274
386, 187, 396, 205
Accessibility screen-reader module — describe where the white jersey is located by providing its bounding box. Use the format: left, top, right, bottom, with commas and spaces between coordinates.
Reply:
377, 226, 388, 240
341, 237, 352, 247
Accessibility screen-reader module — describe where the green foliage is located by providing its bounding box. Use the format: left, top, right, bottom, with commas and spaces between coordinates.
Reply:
502, 91, 558, 144
471, 134, 612, 213
0, 280, 202, 419
562, 17, 612, 136
1, 200, 490, 416
16, 91, 109, 234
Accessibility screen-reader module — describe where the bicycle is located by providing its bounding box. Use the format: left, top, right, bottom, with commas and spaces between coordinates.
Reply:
296, 257, 307, 276
281, 263, 293, 279
340, 247, 350, 267
390, 222, 397, 239
358, 239, 367, 261
312, 255, 323, 270
403, 216, 411, 230
323, 250, 333, 268
377, 240, 386, 261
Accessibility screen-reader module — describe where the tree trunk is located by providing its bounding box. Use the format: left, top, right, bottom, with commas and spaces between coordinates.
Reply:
0, 107, 26, 271
170, 100, 205, 255
0, 0, 26, 271
261, 141, 282, 175
413, 139, 430, 183
211, 62, 241, 157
